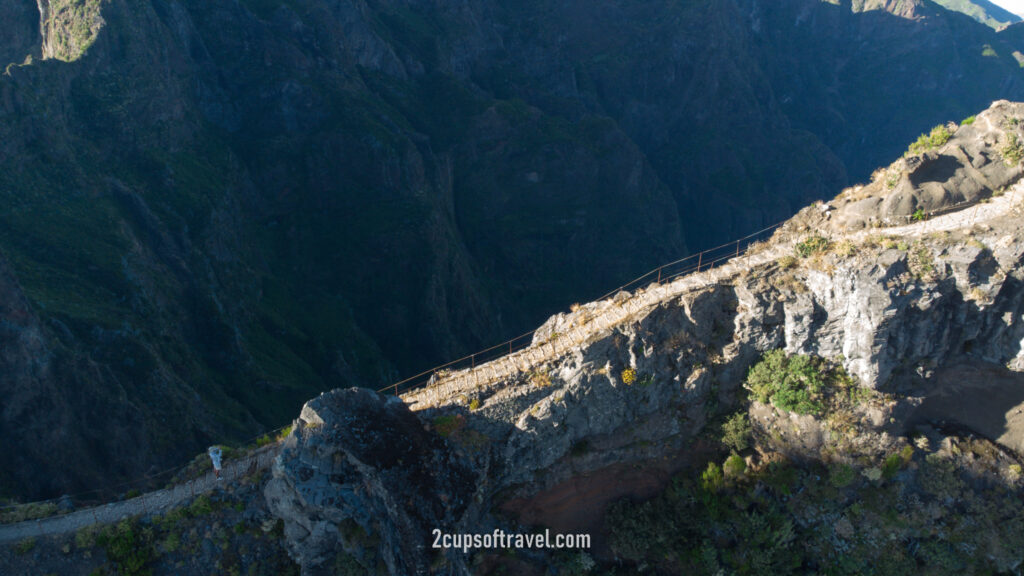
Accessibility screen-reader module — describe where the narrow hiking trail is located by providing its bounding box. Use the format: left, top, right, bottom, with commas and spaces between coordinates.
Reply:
0, 184, 1020, 545
0, 446, 281, 544
402, 184, 1024, 411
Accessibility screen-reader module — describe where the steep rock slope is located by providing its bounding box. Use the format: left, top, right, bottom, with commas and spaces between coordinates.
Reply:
0, 0, 685, 499
265, 101, 1024, 574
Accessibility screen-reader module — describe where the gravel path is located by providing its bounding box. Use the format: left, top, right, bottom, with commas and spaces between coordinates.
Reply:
0, 445, 281, 544
851, 181, 1024, 240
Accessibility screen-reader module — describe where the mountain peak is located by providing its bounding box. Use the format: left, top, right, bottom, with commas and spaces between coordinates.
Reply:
932, 0, 1023, 29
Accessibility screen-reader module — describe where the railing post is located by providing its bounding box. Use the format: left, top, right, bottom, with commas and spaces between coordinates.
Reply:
697, 251, 702, 272
657, 266, 662, 283
736, 239, 740, 258
471, 354, 475, 369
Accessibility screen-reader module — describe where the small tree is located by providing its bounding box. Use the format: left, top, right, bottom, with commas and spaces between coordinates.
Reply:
721, 412, 752, 452
701, 462, 726, 493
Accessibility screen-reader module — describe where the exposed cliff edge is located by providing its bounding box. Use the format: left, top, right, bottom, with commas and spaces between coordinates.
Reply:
266, 101, 1024, 574
265, 389, 478, 576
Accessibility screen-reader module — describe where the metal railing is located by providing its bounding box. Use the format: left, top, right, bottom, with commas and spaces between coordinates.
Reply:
376, 184, 1023, 399
375, 220, 791, 397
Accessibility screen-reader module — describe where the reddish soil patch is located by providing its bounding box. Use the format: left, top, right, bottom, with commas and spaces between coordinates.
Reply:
499, 440, 716, 557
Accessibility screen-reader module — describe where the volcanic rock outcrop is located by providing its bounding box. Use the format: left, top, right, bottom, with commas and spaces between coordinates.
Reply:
265, 388, 477, 576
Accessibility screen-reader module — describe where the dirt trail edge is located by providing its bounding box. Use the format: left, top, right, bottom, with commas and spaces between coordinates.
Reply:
0, 445, 282, 544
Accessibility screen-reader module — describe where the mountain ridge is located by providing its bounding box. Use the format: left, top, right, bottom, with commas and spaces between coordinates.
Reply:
2, 0, 1024, 501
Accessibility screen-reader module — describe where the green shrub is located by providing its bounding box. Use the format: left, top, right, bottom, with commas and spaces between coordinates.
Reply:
432, 414, 466, 437
908, 243, 936, 280
97, 519, 155, 576
257, 425, 294, 447
607, 467, 800, 573
724, 454, 746, 478
721, 412, 752, 452
15, 537, 36, 555
468, 398, 481, 411
905, 124, 952, 156
701, 462, 726, 493
76, 525, 100, 549
0, 501, 58, 523
920, 454, 965, 499
882, 453, 904, 479
795, 235, 830, 258
745, 351, 826, 415
1001, 134, 1023, 166
160, 532, 180, 553
885, 169, 901, 190
529, 370, 552, 388
912, 208, 926, 222
830, 463, 856, 488
961, 115, 976, 126
982, 44, 998, 58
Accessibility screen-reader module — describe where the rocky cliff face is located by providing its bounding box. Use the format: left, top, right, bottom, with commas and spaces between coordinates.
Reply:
265, 101, 1024, 574
265, 388, 477, 575
2, 0, 1024, 499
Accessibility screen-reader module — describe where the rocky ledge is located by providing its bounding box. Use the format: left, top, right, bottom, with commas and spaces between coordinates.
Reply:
265, 389, 477, 575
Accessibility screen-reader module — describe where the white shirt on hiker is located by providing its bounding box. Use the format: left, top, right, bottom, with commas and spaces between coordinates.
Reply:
208, 446, 222, 470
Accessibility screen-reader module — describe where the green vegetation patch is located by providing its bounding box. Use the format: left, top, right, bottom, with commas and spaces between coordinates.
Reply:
794, 235, 830, 258
432, 414, 466, 438
905, 124, 952, 156
720, 411, 752, 452
0, 501, 59, 524
745, 351, 829, 415
97, 519, 156, 576
745, 351, 868, 417
1001, 133, 1024, 166
607, 466, 800, 574
606, 441, 1024, 575
908, 242, 937, 280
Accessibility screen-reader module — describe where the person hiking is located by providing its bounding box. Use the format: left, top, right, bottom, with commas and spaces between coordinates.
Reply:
208, 446, 223, 480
